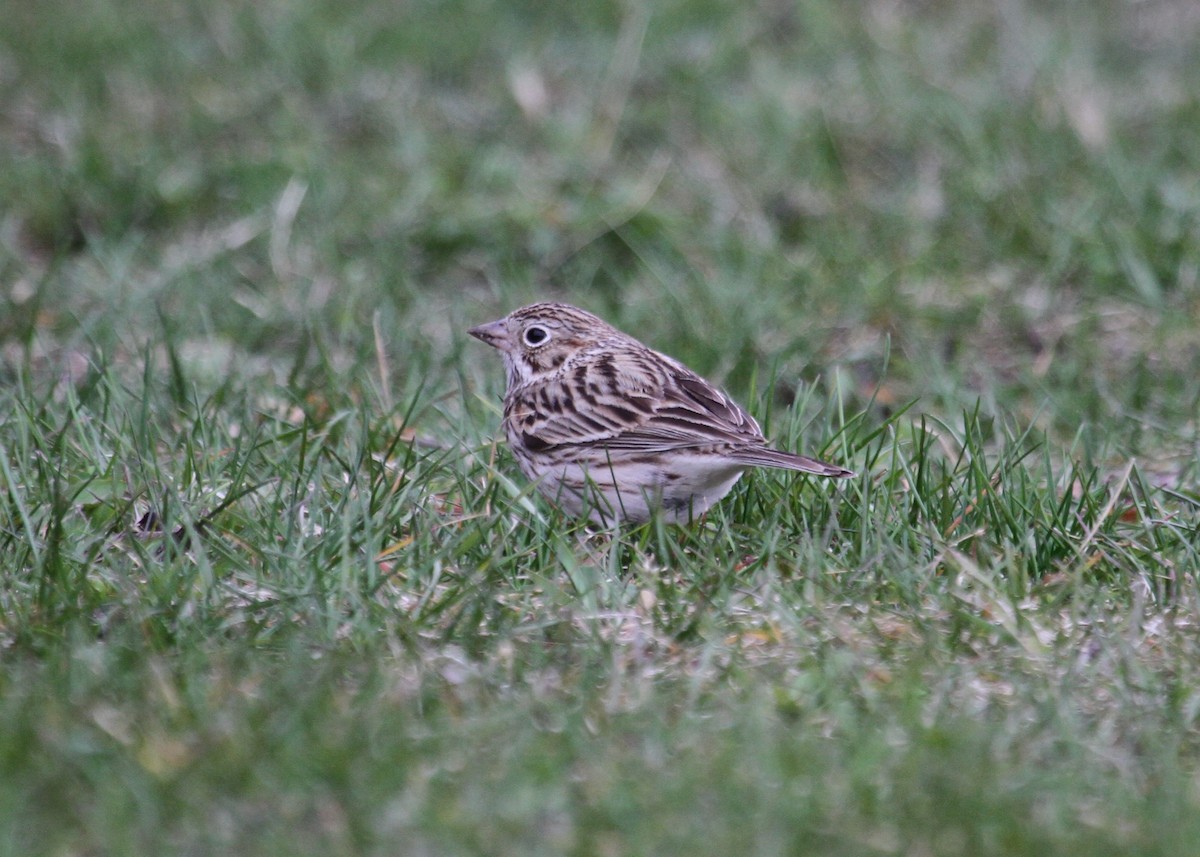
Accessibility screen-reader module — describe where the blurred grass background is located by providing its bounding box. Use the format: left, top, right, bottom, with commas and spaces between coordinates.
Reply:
2, 0, 1200, 854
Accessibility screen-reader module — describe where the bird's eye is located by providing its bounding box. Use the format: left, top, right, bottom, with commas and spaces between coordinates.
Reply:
523, 325, 550, 347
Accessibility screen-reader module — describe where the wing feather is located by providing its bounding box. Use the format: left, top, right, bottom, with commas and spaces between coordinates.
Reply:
505, 347, 768, 454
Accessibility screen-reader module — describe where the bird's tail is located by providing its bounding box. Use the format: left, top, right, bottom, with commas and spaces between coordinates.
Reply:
733, 446, 855, 478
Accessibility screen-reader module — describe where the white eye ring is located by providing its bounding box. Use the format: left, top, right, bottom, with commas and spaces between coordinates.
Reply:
523, 325, 550, 347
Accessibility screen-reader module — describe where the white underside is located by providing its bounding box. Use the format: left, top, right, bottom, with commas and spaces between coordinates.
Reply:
523, 455, 748, 525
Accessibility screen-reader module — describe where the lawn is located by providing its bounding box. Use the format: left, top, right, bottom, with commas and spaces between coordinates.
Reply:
2, 0, 1199, 854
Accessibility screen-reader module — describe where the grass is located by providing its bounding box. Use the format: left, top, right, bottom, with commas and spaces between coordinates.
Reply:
3, 0, 1200, 853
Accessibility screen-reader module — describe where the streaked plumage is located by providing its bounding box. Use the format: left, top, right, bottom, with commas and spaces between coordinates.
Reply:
469, 302, 853, 524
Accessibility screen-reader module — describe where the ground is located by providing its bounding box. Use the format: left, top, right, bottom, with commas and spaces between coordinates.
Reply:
1, 0, 1199, 854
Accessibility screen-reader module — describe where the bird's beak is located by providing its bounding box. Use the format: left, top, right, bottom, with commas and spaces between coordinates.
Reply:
468, 318, 509, 350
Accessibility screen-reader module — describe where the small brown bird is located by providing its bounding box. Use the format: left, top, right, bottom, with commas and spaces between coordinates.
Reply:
470, 302, 854, 524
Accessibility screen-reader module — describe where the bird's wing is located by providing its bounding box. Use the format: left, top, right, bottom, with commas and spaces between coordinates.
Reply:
505, 349, 766, 454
